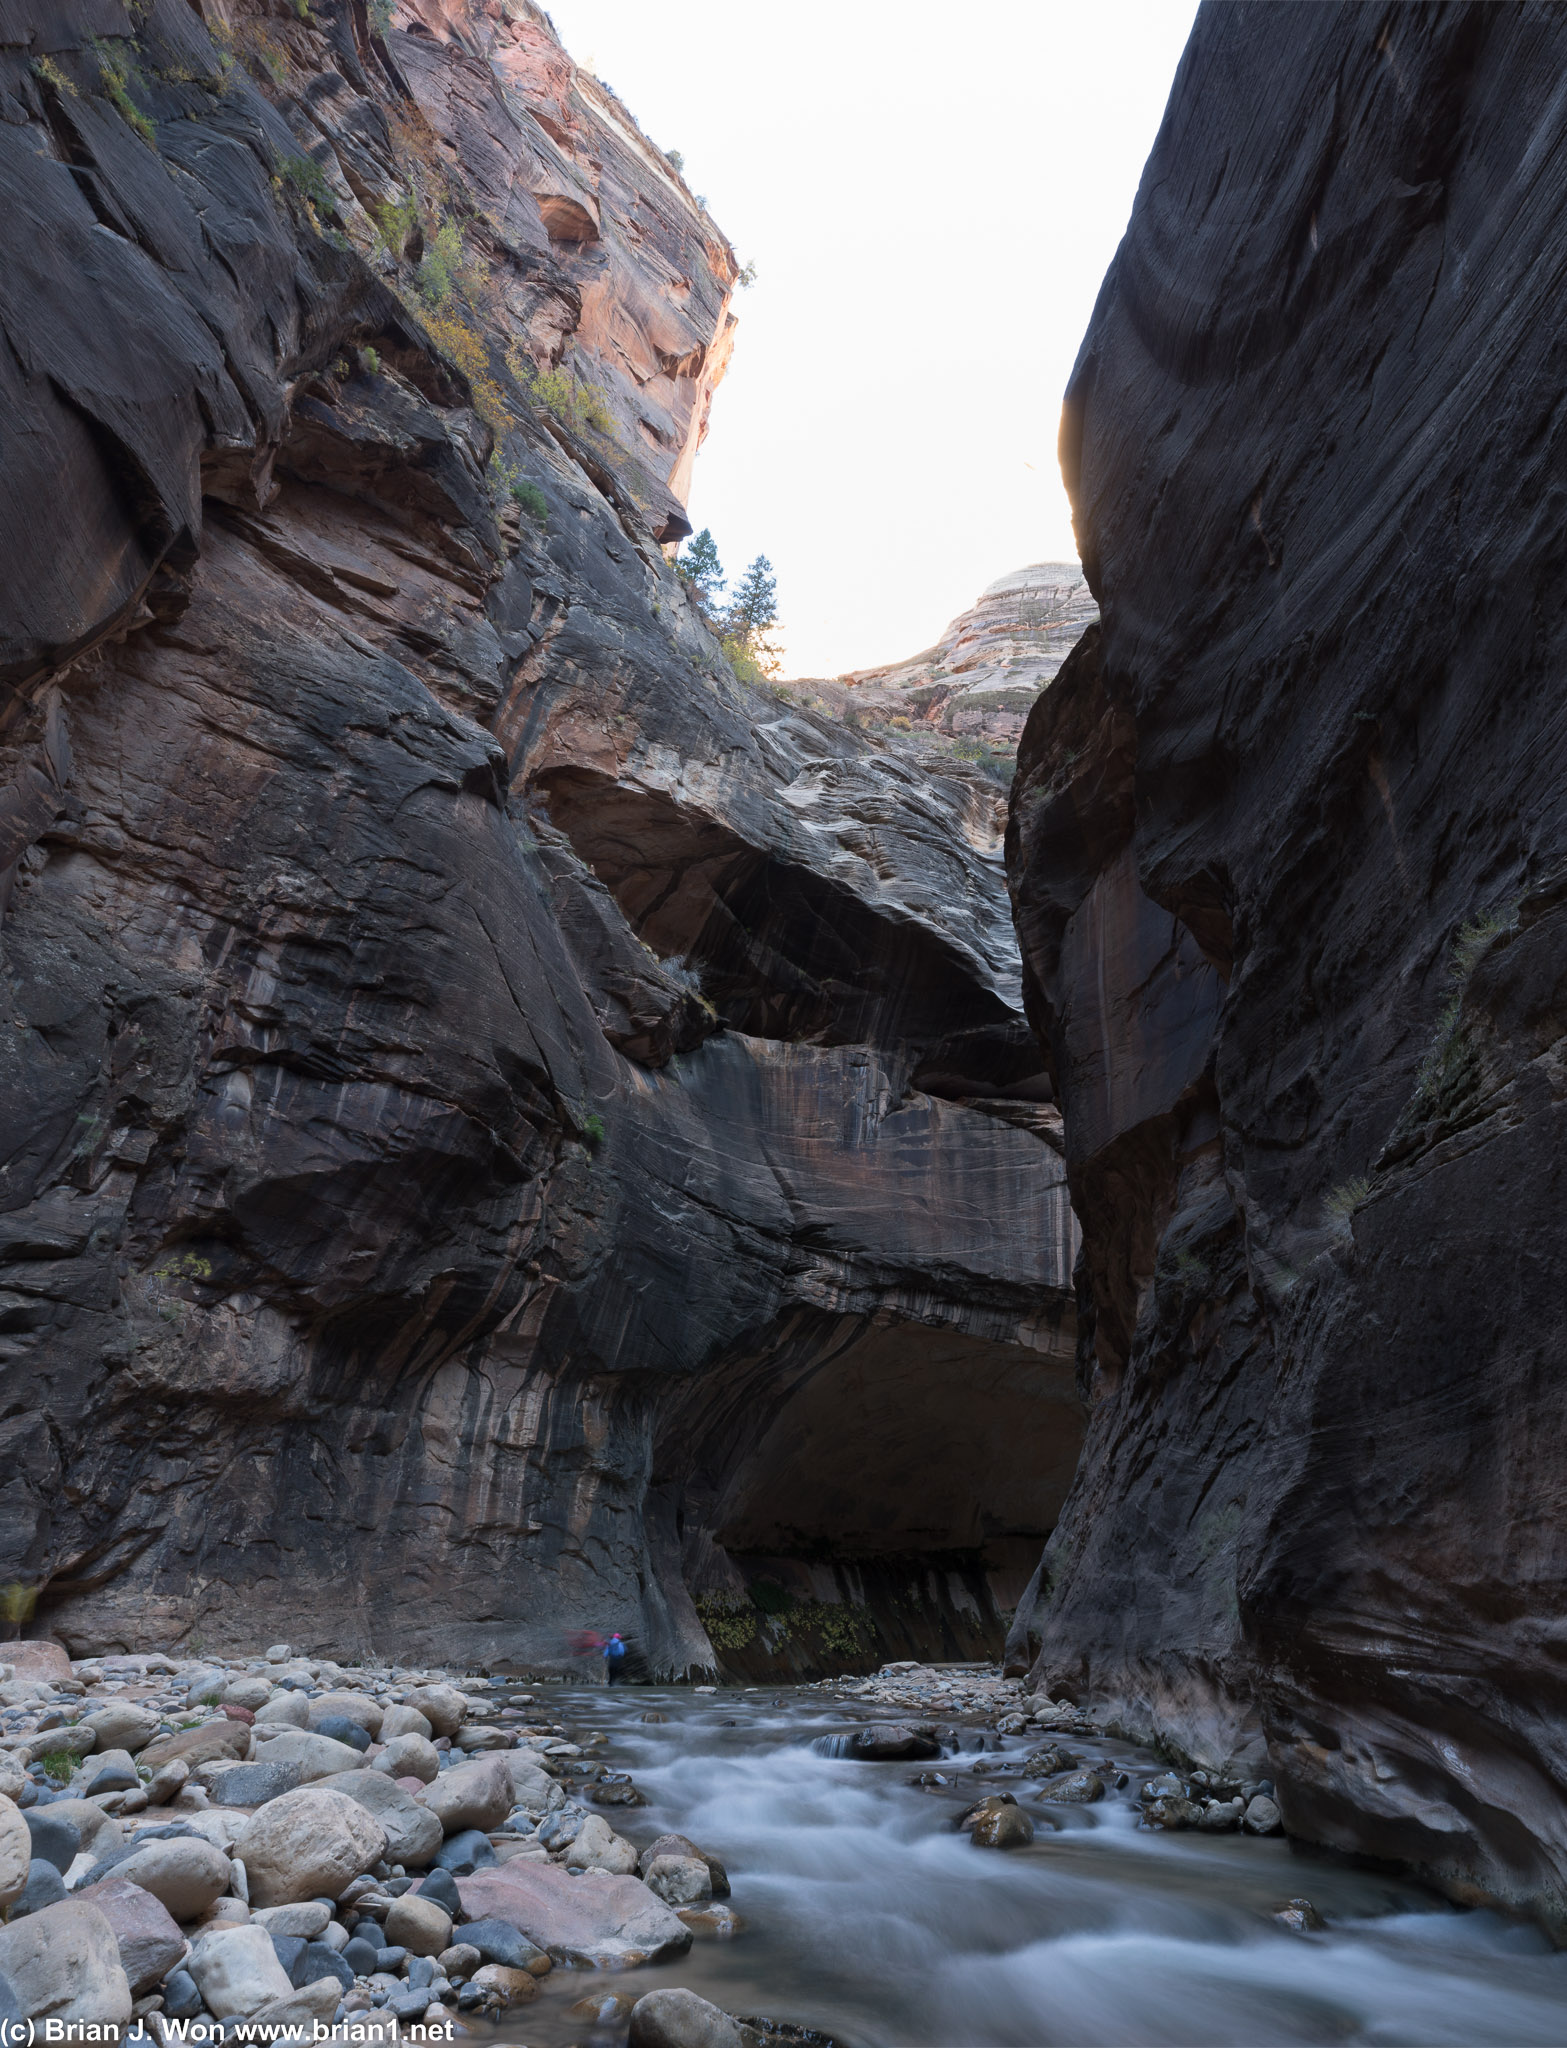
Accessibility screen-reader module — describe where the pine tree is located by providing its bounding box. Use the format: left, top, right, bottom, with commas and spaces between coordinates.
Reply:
677, 528, 725, 613
724, 554, 781, 677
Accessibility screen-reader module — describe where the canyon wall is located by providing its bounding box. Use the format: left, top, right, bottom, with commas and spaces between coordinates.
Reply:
1009, 0, 1567, 1930
0, 0, 1078, 1674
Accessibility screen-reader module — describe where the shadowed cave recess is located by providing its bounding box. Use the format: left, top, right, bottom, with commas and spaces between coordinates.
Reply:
0, 0, 1082, 1689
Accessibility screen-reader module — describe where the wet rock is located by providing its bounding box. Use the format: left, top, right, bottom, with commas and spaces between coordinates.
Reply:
639, 1834, 731, 1899
0, 1899, 132, 2024
1040, 1771, 1104, 1805
961, 1795, 1035, 1848
71, 1876, 185, 1997
1274, 1897, 1325, 1933
1198, 1798, 1246, 1832
458, 1860, 693, 1968
644, 1855, 712, 1907
572, 1990, 639, 2024
642, 1713, 669, 1726
1142, 1796, 1203, 1832
629, 1987, 762, 2048
1244, 1795, 1283, 1836
237, 1788, 387, 1907
845, 1725, 942, 1762
1021, 1746, 1078, 1779
588, 1774, 650, 1806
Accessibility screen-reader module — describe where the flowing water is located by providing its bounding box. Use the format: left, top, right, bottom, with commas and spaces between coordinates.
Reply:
498, 1687, 1567, 2048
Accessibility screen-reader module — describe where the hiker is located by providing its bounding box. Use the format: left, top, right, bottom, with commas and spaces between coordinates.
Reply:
603, 1632, 627, 1684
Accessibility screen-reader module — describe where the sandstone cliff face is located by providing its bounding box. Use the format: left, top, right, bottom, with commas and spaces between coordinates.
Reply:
1008, 0, 1567, 1930
843, 564, 1097, 748
0, 0, 1076, 1675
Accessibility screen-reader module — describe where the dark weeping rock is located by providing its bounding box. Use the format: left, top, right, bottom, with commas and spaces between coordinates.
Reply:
1007, 0, 1567, 1932
0, 3, 1079, 1677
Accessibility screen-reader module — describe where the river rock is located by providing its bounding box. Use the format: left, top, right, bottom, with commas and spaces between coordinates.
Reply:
0, 1899, 132, 2024
1022, 1745, 1079, 1778
4, 1645, 72, 1685
139, 1721, 249, 1774
21, 1805, 77, 1873
254, 1901, 332, 1938
222, 1677, 275, 1712
12, 1860, 68, 1917
845, 1724, 941, 1762
644, 1855, 711, 1907
237, 1788, 387, 1906
309, 1693, 384, 1739
435, 1828, 496, 1875
628, 1988, 761, 2048
0, 1756, 23, 1804
73, 1875, 186, 1996
472, 1963, 538, 2006
405, 1686, 468, 1738
454, 1917, 549, 1973
416, 1867, 464, 1915
82, 1748, 141, 1797
374, 1732, 441, 1785
385, 1892, 453, 1956
1244, 1795, 1283, 1836
418, 1755, 512, 1834
251, 1730, 370, 1784
566, 1814, 639, 1875
24, 1725, 94, 1765
145, 1759, 191, 1805
186, 1924, 293, 2018
1274, 1896, 1325, 1933
316, 1769, 443, 1868
639, 1834, 731, 1899
83, 1702, 161, 1755
1041, 1771, 1104, 1804
1143, 1795, 1202, 1832
379, 1705, 434, 1741
255, 1693, 311, 1729
458, 1861, 693, 1968
107, 1834, 234, 1920
506, 1758, 565, 1818
0, 1797, 29, 1910
206, 1759, 306, 1808
35, 1800, 117, 1856
962, 1795, 1035, 1848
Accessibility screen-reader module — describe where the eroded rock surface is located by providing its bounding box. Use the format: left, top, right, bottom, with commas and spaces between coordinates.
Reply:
0, 0, 1076, 1674
1008, 0, 1567, 1931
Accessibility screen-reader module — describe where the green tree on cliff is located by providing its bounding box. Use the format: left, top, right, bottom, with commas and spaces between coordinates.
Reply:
723, 554, 782, 680
677, 528, 725, 614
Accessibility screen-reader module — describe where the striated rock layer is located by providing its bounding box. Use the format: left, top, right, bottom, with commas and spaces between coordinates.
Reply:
1008, 1, 1567, 1930
0, 1, 1078, 1675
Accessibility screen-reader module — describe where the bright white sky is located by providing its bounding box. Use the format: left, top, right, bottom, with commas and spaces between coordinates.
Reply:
545, 0, 1197, 678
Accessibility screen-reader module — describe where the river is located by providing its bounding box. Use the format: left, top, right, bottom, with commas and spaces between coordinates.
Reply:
493, 1685, 1567, 2048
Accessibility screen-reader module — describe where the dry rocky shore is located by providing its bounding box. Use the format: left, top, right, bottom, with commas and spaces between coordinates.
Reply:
0, 1645, 1283, 2037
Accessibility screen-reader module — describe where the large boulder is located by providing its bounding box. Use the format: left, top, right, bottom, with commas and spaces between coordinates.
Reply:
0, 1900, 132, 2024
4, 1644, 72, 1686
237, 1787, 387, 1906
404, 1686, 467, 1738
74, 1876, 187, 1996
101, 1835, 234, 1920
845, 1724, 941, 1762
83, 1702, 161, 1755
139, 1721, 249, 1774
457, 1862, 692, 1969
254, 1692, 310, 1729
379, 1705, 434, 1741
248, 1730, 368, 1783
314, 1769, 442, 1869
629, 1989, 761, 2048
307, 1693, 383, 1739
417, 1755, 512, 1835
0, 1796, 29, 1911
372, 1732, 440, 1785
185, 1925, 293, 2019
507, 1758, 566, 1819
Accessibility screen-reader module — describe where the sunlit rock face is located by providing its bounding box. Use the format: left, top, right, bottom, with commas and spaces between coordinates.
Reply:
0, 0, 1077, 1674
833, 565, 1098, 747
1007, 1, 1567, 1931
